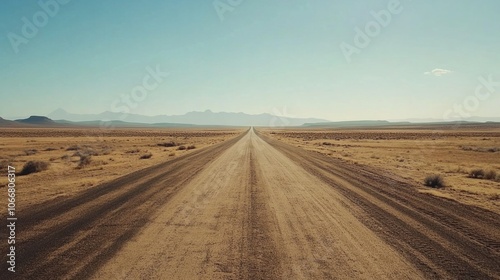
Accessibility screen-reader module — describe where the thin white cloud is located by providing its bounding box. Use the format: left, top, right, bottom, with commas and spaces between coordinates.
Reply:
424, 68, 453, 76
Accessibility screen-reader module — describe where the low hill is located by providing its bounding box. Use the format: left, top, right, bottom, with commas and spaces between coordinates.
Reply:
16, 116, 57, 125
0, 117, 24, 127
302, 120, 410, 128
55, 120, 198, 128
302, 120, 500, 129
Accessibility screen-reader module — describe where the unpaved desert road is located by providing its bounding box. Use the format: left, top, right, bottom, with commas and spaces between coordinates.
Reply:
2, 128, 499, 279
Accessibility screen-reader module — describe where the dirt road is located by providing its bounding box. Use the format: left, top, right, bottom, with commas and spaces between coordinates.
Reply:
2, 128, 499, 279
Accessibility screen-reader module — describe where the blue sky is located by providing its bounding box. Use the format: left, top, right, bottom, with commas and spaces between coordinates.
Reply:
0, 0, 499, 121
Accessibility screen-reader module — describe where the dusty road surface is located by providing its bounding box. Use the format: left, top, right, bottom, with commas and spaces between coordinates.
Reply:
2, 128, 499, 279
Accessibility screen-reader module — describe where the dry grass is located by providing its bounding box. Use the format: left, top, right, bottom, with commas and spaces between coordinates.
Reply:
262, 127, 500, 213
0, 127, 242, 211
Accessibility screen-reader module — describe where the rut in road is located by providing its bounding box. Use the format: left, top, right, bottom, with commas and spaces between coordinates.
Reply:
94, 129, 422, 279
2, 128, 499, 279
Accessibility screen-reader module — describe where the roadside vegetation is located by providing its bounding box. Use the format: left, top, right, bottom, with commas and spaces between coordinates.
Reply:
424, 174, 445, 188
20, 161, 50, 175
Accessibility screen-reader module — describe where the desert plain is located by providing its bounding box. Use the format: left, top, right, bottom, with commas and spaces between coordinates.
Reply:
260, 124, 500, 213
0, 125, 499, 279
0, 127, 243, 209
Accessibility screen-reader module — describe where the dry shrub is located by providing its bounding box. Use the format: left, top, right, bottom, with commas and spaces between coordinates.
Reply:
177, 145, 186, 151
0, 160, 11, 172
81, 147, 99, 156
78, 155, 92, 168
157, 141, 177, 147
101, 147, 112, 155
187, 145, 196, 150
461, 146, 500, 153
44, 147, 58, 151
140, 153, 152, 159
484, 170, 497, 180
24, 149, 38, 155
424, 174, 445, 188
66, 145, 80, 151
20, 161, 49, 175
168, 152, 176, 157
125, 149, 140, 154
469, 169, 485, 179
469, 169, 500, 182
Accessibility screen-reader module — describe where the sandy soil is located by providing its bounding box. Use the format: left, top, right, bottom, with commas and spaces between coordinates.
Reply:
1, 128, 498, 279
0, 127, 242, 210
260, 127, 500, 213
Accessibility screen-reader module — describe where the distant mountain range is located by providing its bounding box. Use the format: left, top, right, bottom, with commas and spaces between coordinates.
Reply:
390, 117, 500, 123
303, 120, 401, 128
47, 108, 329, 127
1, 110, 499, 128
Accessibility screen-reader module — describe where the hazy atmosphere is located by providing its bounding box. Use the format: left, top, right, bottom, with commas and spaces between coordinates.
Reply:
1, 1, 499, 121
1, 1, 500, 279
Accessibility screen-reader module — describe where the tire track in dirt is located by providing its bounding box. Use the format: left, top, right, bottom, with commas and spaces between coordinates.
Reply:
246, 146, 282, 279
92, 129, 255, 279
94, 128, 422, 279
250, 129, 423, 279
3, 128, 498, 279
257, 130, 500, 279
0, 131, 247, 279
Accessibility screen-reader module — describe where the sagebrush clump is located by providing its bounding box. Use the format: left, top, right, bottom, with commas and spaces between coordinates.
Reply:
469, 169, 485, 179
78, 155, 92, 168
424, 174, 445, 188
20, 161, 49, 175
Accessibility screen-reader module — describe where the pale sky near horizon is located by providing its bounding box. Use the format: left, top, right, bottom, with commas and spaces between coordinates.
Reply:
0, 0, 499, 121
